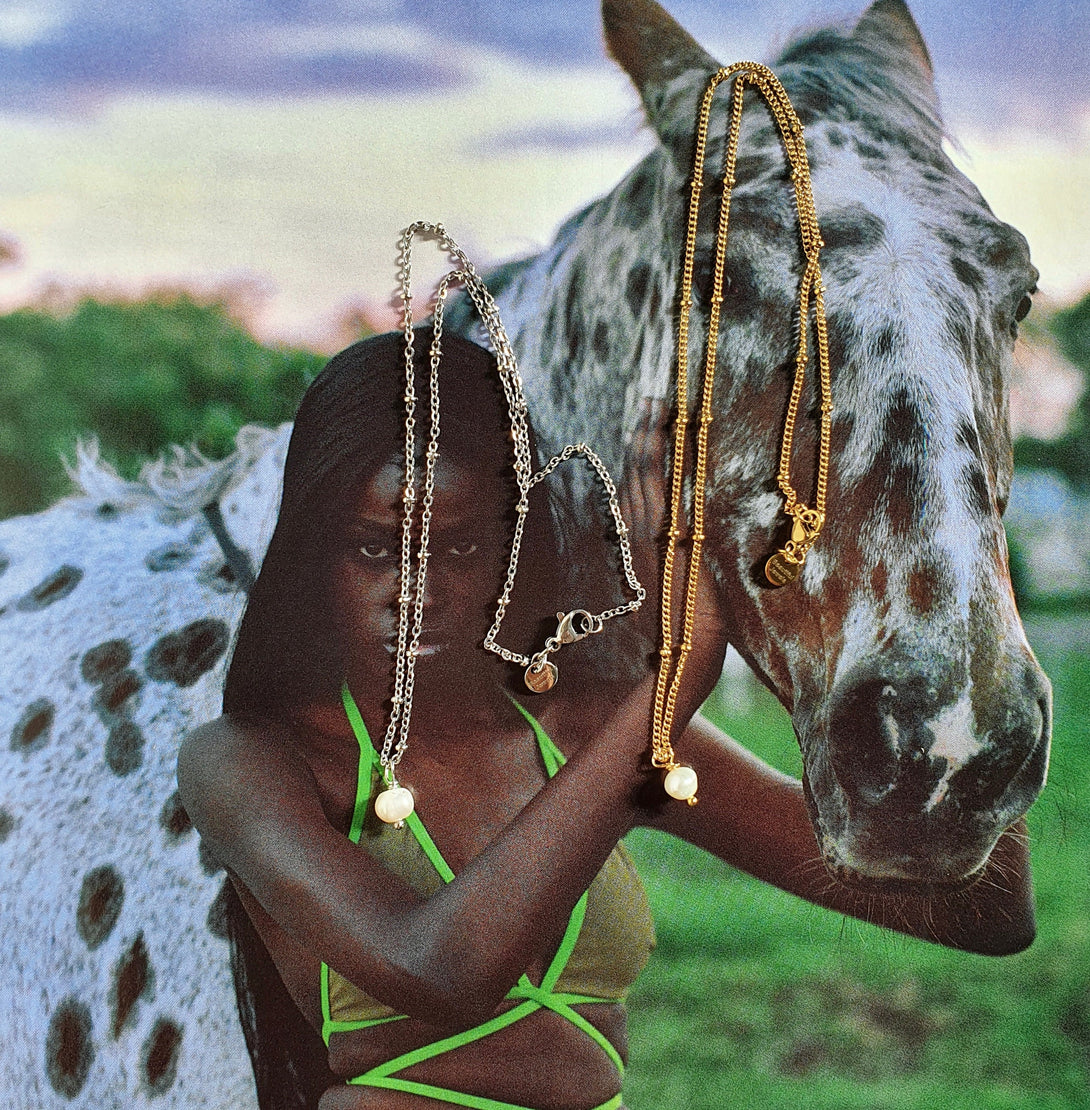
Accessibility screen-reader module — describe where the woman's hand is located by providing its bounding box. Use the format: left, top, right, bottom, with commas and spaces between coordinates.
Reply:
619, 399, 730, 726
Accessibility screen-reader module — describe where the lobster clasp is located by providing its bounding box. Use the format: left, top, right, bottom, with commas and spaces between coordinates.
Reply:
554, 609, 601, 645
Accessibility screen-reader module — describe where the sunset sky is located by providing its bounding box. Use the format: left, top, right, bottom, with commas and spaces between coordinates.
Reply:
0, 0, 1086, 346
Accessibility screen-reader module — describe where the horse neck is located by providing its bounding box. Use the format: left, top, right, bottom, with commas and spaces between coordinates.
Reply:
489, 147, 689, 479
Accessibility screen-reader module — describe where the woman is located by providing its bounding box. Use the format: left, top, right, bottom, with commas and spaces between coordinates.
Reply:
179, 329, 1034, 1110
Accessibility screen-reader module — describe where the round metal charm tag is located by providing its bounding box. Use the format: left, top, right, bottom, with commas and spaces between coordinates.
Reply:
765, 551, 802, 587
524, 661, 559, 693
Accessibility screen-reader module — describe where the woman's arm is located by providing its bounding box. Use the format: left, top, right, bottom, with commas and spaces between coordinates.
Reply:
647, 714, 1036, 955
178, 687, 660, 1032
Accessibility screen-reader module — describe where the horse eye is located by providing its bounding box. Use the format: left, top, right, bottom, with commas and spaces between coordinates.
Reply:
1009, 292, 1033, 338
358, 543, 390, 559
449, 541, 478, 557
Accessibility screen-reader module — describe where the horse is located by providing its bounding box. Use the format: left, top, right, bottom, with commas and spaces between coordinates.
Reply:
454, 0, 1050, 888
0, 0, 1048, 1105
0, 429, 290, 1107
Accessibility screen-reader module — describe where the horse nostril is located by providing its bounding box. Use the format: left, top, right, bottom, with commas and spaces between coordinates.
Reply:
827, 657, 1051, 820
949, 668, 1050, 812
828, 677, 906, 804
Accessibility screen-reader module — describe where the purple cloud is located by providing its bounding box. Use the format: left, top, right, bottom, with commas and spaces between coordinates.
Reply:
0, 0, 1083, 129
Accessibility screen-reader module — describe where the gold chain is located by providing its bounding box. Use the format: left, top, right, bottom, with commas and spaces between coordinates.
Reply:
650, 63, 834, 786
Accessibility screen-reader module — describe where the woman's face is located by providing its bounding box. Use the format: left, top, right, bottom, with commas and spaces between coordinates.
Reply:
328, 453, 512, 689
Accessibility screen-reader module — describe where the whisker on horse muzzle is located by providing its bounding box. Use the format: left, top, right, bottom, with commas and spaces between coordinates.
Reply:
799, 649, 1050, 885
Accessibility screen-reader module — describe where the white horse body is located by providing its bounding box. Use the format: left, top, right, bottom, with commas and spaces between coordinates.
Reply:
0, 429, 287, 1106
0, 0, 1048, 1104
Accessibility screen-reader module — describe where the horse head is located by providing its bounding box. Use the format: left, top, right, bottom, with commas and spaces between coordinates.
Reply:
600, 0, 1050, 889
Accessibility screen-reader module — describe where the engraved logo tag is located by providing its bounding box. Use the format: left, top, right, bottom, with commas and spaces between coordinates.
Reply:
524, 661, 559, 693
765, 551, 802, 587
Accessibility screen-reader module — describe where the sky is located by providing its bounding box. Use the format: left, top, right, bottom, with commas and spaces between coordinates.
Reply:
0, 0, 1086, 346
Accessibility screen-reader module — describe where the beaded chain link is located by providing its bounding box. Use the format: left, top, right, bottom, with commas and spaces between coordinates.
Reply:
379, 221, 535, 807
377, 265, 460, 790
650, 63, 834, 798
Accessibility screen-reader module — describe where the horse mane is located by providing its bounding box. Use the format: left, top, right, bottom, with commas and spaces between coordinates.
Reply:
63, 423, 292, 522
774, 20, 946, 149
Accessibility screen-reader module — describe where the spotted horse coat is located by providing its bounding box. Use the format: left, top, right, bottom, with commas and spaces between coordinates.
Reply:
452, 0, 1049, 886
0, 428, 289, 1107
0, 0, 1050, 1106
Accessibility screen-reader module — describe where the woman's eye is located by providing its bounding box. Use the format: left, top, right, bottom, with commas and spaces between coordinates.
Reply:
449, 541, 478, 557
358, 543, 390, 559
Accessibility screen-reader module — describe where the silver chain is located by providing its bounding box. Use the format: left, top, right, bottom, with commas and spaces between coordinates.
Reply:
382, 220, 536, 786
483, 442, 646, 672
380, 222, 643, 784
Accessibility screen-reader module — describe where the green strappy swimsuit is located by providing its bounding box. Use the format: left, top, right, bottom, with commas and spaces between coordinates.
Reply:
321, 684, 651, 1110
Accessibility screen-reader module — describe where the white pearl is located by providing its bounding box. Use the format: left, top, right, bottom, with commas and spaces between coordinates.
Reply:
663, 765, 698, 801
375, 786, 415, 824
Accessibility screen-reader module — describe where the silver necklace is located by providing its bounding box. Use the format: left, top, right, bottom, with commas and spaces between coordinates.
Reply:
371, 222, 643, 825
482, 442, 646, 693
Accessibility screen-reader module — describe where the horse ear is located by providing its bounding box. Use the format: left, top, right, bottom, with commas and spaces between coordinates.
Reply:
602, 0, 719, 165
853, 0, 934, 86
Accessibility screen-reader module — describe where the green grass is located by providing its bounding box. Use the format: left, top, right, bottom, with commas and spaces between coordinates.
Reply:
622, 637, 1090, 1109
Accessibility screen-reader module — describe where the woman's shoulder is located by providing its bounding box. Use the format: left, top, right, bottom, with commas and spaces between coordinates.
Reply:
180, 712, 296, 782
180, 699, 352, 773
177, 712, 321, 840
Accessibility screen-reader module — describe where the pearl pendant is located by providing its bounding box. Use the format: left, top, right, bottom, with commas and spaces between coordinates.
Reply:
663, 764, 699, 805
375, 786, 415, 825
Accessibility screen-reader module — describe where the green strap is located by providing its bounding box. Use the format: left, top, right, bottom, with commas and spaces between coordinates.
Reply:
350, 1075, 540, 1110
508, 697, 566, 775
358, 1000, 540, 1080
351, 1075, 622, 1110
322, 1013, 405, 1037
346, 993, 623, 1104
404, 807, 456, 883
320, 962, 332, 1034
540, 890, 587, 992
343, 683, 458, 881
341, 683, 377, 845
349, 892, 621, 1080
322, 686, 382, 1043
507, 980, 624, 1074
332, 683, 625, 1099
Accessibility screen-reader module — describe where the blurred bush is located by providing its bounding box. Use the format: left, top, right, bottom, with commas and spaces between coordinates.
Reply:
1014, 290, 1090, 491
0, 294, 330, 518
1009, 291, 1090, 610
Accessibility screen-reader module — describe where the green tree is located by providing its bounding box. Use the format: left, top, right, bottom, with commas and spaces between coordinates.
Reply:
0, 294, 332, 518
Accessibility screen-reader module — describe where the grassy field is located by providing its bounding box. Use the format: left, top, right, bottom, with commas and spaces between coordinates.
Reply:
622, 632, 1089, 1109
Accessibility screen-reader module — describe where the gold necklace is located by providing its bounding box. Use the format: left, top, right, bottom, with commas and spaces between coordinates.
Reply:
650, 63, 834, 802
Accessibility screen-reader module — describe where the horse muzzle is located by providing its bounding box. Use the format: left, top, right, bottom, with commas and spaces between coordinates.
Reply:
801, 651, 1051, 886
